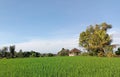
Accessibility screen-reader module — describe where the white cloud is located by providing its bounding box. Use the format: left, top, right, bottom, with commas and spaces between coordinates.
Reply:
107, 30, 120, 49
0, 31, 80, 53
9, 38, 79, 53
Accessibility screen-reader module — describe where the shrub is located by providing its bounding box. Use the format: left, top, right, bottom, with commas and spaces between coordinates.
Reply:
98, 52, 104, 57
115, 48, 120, 55
57, 48, 69, 56
81, 52, 89, 56
106, 52, 114, 57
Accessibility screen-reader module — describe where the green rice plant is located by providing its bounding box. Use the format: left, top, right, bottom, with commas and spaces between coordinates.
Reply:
0, 56, 120, 77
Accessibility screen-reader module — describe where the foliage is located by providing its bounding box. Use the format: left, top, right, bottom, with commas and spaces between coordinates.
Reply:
81, 52, 89, 56
16, 49, 24, 58
46, 53, 55, 57
115, 47, 120, 55
0, 47, 11, 58
98, 52, 104, 57
40, 53, 55, 57
79, 23, 113, 55
57, 48, 69, 56
9, 45, 15, 58
0, 46, 57, 58
106, 52, 114, 57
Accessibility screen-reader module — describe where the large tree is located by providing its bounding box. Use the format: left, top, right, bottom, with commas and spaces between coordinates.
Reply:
79, 23, 114, 55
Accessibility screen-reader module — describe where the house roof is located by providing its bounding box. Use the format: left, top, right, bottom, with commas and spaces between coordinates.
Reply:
69, 48, 81, 53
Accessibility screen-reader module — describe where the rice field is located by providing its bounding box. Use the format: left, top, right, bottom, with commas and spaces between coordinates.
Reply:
0, 56, 120, 77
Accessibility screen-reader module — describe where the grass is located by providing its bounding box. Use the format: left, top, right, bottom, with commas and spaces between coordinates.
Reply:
0, 56, 120, 77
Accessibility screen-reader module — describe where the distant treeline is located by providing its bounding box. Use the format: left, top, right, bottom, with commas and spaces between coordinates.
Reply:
0, 45, 82, 59
0, 45, 56, 59
1, 45, 120, 59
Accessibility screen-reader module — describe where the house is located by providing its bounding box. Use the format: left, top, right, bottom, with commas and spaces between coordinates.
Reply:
69, 48, 81, 56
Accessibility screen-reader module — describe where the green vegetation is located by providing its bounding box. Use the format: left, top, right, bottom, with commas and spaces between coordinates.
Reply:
57, 48, 69, 56
1, 56, 120, 77
0, 46, 56, 58
115, 47, 120, 55
79, 23, 115, 56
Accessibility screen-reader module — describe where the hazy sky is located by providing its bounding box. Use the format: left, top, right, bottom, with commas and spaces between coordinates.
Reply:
0, 0, 120, 53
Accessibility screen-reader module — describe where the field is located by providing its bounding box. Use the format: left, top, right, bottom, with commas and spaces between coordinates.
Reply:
0, 56, 120, 77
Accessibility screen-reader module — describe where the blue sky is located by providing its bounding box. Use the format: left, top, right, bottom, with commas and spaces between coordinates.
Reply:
0, 0, 120, 53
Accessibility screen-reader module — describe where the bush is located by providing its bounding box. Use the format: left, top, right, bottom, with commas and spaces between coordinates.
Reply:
57, 48, 69, 56
106, 52, 114, 57
89, 52, 98, 56
98, 52, 104, 57
115, 48, 120, 55
81, 52, 89, 56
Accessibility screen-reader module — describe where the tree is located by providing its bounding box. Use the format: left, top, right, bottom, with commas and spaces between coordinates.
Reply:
23, 51, 31, 57
57, 48, 69, 56
5, 52, 11, 58
46, 53, 55, 57
0, 49, 2, 58
79, 23, 114, 55
9, 45, 15, 58
30, 51, 36, 57
16, 49, 24, 58
1, 47, 8, 58
115, 47, 120, 55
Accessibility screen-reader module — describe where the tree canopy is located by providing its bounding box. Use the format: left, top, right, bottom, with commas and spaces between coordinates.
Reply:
79, 23, 114, 55
57, 48, 69, 56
